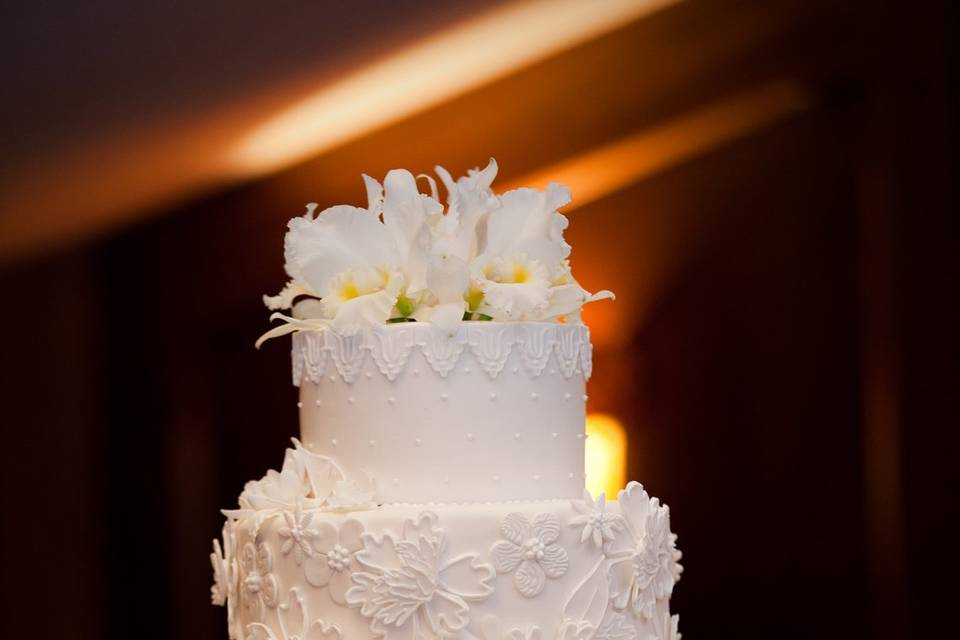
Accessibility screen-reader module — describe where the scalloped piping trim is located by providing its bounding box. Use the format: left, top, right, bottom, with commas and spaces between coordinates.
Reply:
291, 322, 592, 386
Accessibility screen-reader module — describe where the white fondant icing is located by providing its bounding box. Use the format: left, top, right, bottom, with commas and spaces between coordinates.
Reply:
245, 587, 343, 640
297, 323, 588, 504
220, 498, 680, 639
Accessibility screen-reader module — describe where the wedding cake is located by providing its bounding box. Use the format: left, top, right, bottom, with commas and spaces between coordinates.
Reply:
210, 159, 683, 639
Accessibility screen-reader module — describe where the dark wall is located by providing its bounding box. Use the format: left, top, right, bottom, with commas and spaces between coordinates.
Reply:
0, 1, 954, 638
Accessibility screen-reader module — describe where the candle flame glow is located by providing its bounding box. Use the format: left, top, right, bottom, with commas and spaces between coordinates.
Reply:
585, 413, 627, 498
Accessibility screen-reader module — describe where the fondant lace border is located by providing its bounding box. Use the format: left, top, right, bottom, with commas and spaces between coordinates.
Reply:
291, 322, 592, 385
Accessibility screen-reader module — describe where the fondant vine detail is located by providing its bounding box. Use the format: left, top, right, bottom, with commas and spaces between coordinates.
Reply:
245, 587, 342, 639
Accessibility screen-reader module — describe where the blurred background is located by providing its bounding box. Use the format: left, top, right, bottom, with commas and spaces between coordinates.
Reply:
0, 0, 954, 637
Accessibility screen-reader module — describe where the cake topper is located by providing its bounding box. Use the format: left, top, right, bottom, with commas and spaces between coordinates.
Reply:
258, 159, 612, 344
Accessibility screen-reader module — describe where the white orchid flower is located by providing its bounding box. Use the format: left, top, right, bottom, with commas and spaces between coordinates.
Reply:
537, 261, 615, 323
319, 267, 404, 334
381, 168, 443, 294
478, 182, 572, 273
434, 158, 499, 263
409, 252, 469, 335
471, 255, 552, 321
264, 181, 409, 332
468, 182, 572, 320
413, 159, 501, 333
260, 159, 614, 338
235, 449, 309, 511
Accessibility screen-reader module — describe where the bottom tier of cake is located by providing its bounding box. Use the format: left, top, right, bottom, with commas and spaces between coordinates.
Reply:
212, 484, 682, 640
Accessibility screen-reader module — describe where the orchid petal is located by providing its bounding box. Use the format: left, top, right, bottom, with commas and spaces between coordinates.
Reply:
383, 169, 441, 291
480, 281, 550, 321
426, 254, 469, 303
481, 183, 571, 272
426, 301, 467, 336
323, 272, 404, 334
284, 205, 399, 294
361, 174, 383, 216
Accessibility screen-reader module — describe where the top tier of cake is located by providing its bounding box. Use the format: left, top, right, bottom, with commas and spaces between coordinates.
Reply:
293, 321, 591, 504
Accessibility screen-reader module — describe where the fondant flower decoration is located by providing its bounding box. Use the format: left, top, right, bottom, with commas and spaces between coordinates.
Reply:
570, 489, 623, 547
211, 536, 230, 606
608, 482, 683, 621
556, 620, 597, 640
240, 541, 280, 622
303, 519, 365, 605
277, 502, 319, 566
226, 439, 378, 520
594, 612, 637, 640
345, 511, 495, 639
489, 512, 569, 597
570, 489, 626, 549
324, 471, 377, 511
245, 587, 342, 640
651, 611, 681, 640
292, 439, 378, 511
219, 522, 243, 639
467, 615, 543, 640
237, 448, 310, 511
259, 158, 614, 340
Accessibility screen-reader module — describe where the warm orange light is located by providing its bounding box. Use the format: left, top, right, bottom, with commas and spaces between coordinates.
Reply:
229, 0, 678, 175
505, 81, 813, 349
503, 81, 812, 209
585, 413, 628, 498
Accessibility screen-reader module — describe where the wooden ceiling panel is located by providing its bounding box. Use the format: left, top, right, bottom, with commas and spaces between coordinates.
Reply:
0, 0, 858, 266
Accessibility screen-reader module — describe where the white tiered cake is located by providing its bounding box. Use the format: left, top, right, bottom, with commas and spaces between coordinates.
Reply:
210, 160, 682, 639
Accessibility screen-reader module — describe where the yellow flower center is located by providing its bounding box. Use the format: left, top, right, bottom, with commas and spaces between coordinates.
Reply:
511, 264, 530, 284
465, 286, 484, 311
338, 281, 360, 300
